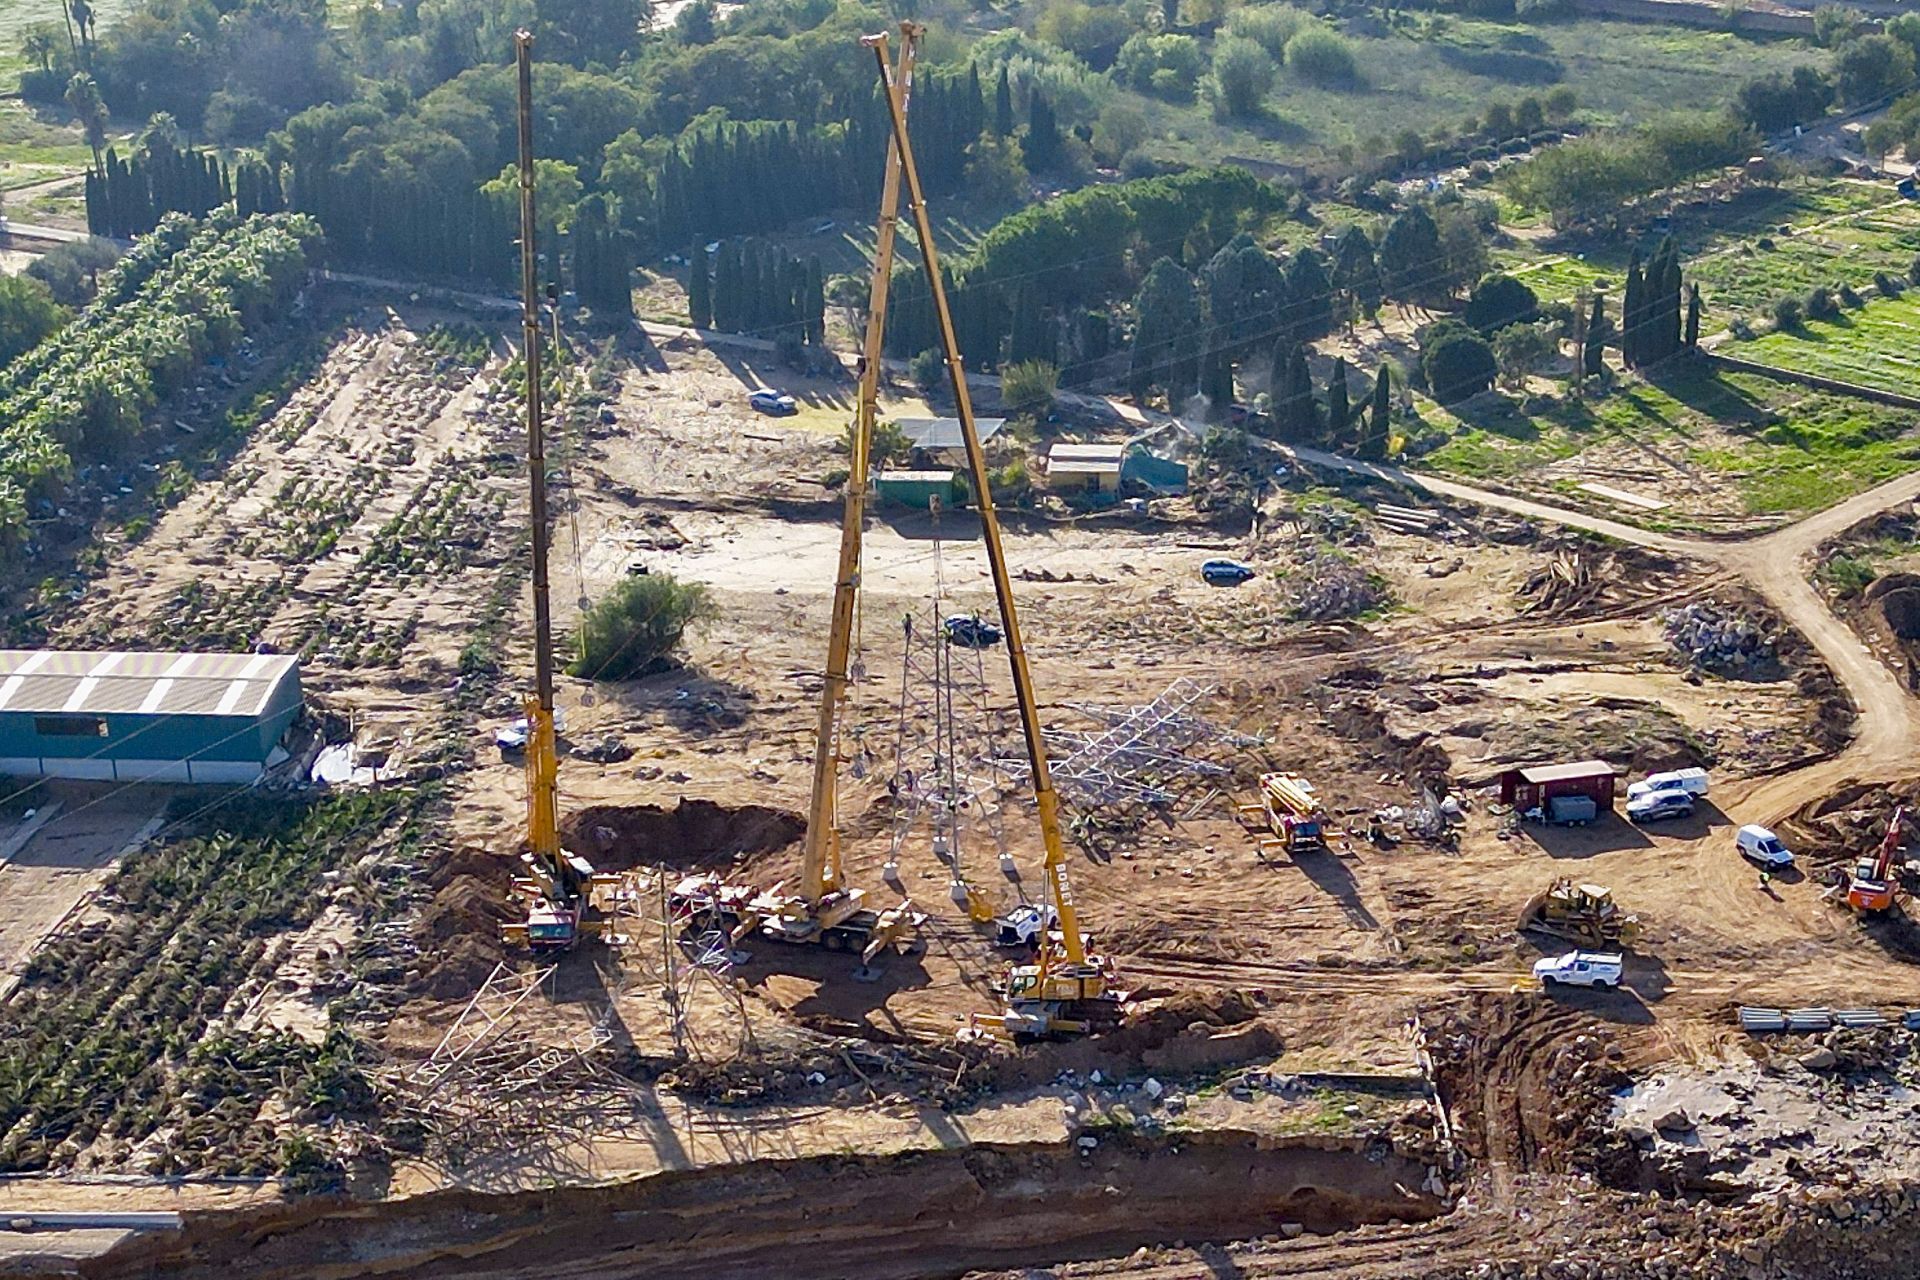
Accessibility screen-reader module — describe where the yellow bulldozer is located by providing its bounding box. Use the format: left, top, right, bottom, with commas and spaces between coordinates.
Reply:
1519, 879, 1640, 948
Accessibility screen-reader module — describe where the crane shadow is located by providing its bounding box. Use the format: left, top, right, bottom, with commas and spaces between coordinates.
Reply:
1295, 847, 1379, 931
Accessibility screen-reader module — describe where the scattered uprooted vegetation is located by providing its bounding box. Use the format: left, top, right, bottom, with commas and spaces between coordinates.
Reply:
0, 790, 426, 1179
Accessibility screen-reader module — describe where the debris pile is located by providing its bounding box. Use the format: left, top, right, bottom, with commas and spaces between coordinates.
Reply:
1661, 601, 1777, 673
1518, 551, 1606, 617
1284, 547, 1386, 622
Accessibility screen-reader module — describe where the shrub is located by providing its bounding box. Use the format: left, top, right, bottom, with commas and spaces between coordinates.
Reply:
1804, 285, 1840, 320
1228, 4, 1311, 58
1204, 36, 1277, 119
1838, 283, 1864, 308
1822, 552, 1877, 597
1770, 296, 1804, 330
1875, 271, 1904, 297
910, 347, 946, 392
1422, 329, 1498, 403
568, 574, 717, 681
279, 1133, 344, 1195
1114, 32, 1205, 98
1910, 252, 1920, 285
1464, 273, 1540, 334
1284, 26, 1359, 87
1001, 359, 1060, 417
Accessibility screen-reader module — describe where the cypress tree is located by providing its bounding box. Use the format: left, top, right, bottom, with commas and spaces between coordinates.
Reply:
1659, 242, 1683, 361
713, 240, 738, 331
1622, 250, 1645, 369
1287, 343, 1315, 438
1684, 283, 1702, 354
1583, 294, 1608, 379
1363, 366, 1391, 460
688, 243, 712, 329
1202, 346, 1234, 417
1326, 356, 1350, 446
994, 66, 1014, 137
1025, 90, 1061, 172
804, 255, 824, 344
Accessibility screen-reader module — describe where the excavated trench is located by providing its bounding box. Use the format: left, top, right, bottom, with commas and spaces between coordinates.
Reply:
561, 799, 806, 872
84, 1132, 1444, 1280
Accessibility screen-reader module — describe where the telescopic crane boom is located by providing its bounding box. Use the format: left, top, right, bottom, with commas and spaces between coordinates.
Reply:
501, 30, 619, 952
664, 33, 922, 964
866, 23, 1120, 1038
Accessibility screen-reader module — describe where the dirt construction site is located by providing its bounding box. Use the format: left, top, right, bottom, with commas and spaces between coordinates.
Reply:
14, 290, 1920, 1280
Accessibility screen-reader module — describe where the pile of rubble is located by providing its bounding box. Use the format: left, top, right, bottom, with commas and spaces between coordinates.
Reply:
1661, 601, 1777, 674
1446, 1176, 1920, 1280
1284, 547, 1387, 621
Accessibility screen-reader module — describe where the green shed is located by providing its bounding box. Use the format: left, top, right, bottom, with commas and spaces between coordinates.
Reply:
874, 469, 965, 510
0, 650, 304, 784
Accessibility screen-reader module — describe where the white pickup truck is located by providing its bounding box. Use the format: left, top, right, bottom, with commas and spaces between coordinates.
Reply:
1533, 950, 1623, 990
1626, 767, 1709, 802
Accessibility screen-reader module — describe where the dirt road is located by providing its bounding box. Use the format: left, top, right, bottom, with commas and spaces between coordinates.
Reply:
1280, 440, 1920, 824
0, 786, 168, 1001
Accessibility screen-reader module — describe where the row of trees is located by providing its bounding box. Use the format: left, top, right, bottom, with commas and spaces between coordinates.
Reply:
1500, 112, 1758, 229
1121, 200, 1490, 410
84, 136, 283, 241
0, 211, 321, 540
687, 239, 824, 342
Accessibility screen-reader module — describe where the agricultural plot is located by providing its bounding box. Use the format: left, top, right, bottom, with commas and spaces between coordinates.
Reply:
1495, 180, 1908, 312
1145, 17, 1819, 171
55, 314, 522, 715
1418, 363, 1920, 524
0, 791, 421, 1179
1723, 291, 1920, 398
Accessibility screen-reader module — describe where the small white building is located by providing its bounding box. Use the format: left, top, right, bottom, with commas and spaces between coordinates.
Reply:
1045, 442, 1126, 496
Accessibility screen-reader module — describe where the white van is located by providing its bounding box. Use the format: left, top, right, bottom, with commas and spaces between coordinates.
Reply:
1735, 824, 1794, 868
1533, 951, 1623, 989
1627, 767, 1709, 801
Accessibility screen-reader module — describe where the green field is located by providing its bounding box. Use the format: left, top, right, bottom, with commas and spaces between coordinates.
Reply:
1418, 363, 1920, 519
0, 0, 135, 89
1138, 17, 1822, 172
1492, 179, 1909, 314
1725, 291, 1920, 397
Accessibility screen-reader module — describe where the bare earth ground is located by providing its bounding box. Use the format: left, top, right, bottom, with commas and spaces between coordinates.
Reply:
13, 297, 1920, 1276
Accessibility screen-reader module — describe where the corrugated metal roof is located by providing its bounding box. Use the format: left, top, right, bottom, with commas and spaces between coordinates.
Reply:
0, 650, 298, 720
895, 418, 1006, 449
1048, 442, 1126, 475
1514, 760, 1615, 784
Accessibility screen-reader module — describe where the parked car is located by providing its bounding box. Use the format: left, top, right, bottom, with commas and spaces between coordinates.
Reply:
1534, 950, 1623, 990
748, 387, 797, 415
1626, 788, 1694, 825
944, 615, 1003, 649
1202, 559, 1256, 587
1627, 767, 1710, 801
1736, 824, 1795, 868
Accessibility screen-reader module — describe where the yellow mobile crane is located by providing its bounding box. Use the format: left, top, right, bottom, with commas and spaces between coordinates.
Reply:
665, 33, 923, 966
866, 24, 1120, 1038
500, 30, 624, 953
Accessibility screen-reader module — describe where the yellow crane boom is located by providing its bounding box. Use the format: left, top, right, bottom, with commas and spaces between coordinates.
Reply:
867, 25, 1116, 1037
798, 31, 916, 905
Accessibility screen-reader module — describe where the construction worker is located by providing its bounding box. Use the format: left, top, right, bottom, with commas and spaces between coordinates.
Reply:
1758, 869, 1773, 893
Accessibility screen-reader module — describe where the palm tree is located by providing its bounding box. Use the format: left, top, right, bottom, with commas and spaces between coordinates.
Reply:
63, 73, 108, 178
23, 28, 56, 73
69, 0, 94, 68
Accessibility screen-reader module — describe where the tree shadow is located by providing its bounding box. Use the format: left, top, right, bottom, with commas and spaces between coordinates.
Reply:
1642, 363, 1770, 425
709, 341, 855, 413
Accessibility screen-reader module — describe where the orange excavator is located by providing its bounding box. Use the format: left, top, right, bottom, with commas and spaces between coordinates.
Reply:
1846, 805, 1912, 914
